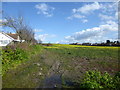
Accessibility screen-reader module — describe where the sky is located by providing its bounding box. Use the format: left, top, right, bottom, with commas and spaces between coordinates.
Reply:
1, 2, 119, 44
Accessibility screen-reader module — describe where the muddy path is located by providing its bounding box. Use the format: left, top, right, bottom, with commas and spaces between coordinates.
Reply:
2, 48, 119, 88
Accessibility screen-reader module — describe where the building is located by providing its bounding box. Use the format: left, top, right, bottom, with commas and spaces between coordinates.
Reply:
0, 32, 24, 46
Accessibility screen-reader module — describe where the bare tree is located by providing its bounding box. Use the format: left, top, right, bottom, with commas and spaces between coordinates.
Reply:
2, 15, 37, 43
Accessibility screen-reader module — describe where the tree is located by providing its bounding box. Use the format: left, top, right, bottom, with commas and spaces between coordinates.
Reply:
2, 15, 36, 43
106, 40, 110, 44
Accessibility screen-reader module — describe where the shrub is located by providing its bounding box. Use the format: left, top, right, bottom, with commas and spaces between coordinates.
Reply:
2, 48, 27, 65
113, 71, 120, 89
80, 70, 120, 89
2, 47, 28, 75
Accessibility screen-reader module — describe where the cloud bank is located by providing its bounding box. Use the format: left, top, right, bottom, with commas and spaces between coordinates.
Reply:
64, 20, 118, 43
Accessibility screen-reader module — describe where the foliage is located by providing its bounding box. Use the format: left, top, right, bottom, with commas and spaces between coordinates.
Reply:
80, 70, 120, 89
2, 47, 27, 64
2, 44, 43, 76
113, 71, 120, 89
2, 46, 28, 75
2, 44, 46, 88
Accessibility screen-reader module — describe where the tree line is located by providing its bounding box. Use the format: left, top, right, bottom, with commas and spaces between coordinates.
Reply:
70, 40, 120, 46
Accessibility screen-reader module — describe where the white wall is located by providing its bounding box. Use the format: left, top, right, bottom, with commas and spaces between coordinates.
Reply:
0, 33, 13, 46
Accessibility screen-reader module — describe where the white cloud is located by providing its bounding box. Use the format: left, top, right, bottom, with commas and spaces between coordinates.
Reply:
67, 2, 101, 23
100, 2, 117, 14
0, 19, 7, 26
37, 34, 49, 41
35, 3, 55, 17
56, 40, 70, 44
67, 2, 118, 24
73, 2, 117, 15
99, 14, 115, 21
65, 2, 118, 43
0, 19, 7, 23
75, 2, 101, 14
72, 8, 77, 13
82, 19, 88, 23
67, 14, 85, 20
35, 34, 56, 42
64, 21, 118, 43
0, 19, 2, 23
33, 29, 43, 32
100, 20, 118, 31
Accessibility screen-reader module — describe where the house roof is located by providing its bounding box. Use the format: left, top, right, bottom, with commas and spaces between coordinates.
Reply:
7, 33, 19, 40
0, 32, 14, 40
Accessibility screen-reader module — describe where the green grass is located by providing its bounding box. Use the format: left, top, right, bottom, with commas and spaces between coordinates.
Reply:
43, 44, 119, 87
45, 44, 118, 59
2, 43, 44, 76
2, 52, 49, 88
2, 44, 119, 88
2, 43, 48, 88
0, 47, 2, 76
44, 45, 118, 72
0, 47, 2, 89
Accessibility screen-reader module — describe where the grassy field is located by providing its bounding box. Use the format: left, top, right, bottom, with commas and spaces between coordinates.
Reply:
1, 43, 120, 88
0, 47, 2, 89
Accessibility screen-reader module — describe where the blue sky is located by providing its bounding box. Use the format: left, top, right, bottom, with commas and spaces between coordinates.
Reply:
2, 2, 118, 43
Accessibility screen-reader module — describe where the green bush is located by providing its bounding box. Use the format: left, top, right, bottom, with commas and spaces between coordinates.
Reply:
2, 48, 27, 65
113, 71, 120, 89
2, 44, 43, 76
80, 70, 120, 89
2, 47, 28, 75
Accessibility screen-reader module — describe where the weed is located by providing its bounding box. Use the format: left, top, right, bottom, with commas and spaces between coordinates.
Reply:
80, 70, 120, 89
